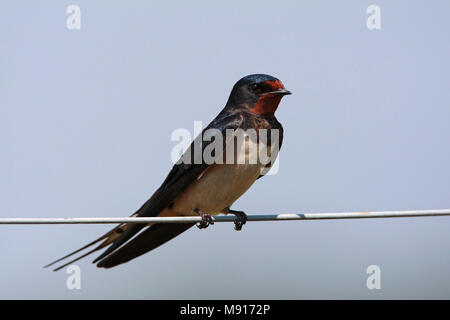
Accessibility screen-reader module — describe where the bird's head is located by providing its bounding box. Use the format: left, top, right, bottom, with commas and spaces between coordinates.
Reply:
226, 74, 291, 115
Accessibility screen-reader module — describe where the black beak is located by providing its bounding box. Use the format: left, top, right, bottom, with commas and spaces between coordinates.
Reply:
277, 88, 292, 95
264, 88, 292, 96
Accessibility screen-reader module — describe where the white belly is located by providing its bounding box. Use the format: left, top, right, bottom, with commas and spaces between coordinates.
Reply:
166, 137, 278, 216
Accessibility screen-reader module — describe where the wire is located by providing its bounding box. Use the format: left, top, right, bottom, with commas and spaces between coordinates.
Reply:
0, 209, 449, 224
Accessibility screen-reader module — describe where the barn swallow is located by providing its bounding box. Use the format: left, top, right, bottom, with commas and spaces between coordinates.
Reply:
46, 74, 291, 270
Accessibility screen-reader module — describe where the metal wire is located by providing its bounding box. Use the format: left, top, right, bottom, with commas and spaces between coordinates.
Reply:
0, 209, 449, 224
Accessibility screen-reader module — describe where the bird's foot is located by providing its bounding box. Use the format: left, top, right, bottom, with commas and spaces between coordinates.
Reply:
228, 209, 247, 231
195, 208, 214, 229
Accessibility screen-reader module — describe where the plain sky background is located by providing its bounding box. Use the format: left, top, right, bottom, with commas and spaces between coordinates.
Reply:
1, 1, 449, 299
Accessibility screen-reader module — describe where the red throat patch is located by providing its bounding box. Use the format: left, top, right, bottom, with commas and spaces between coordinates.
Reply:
251, 80, 285, 115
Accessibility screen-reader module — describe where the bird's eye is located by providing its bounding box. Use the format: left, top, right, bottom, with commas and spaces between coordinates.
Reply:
251, 83, 259, 90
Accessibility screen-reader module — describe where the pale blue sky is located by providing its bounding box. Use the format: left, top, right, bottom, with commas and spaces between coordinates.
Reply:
1, 1, 449, 299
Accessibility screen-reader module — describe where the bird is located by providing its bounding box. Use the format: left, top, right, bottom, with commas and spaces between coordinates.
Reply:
45, 74, 291, 270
